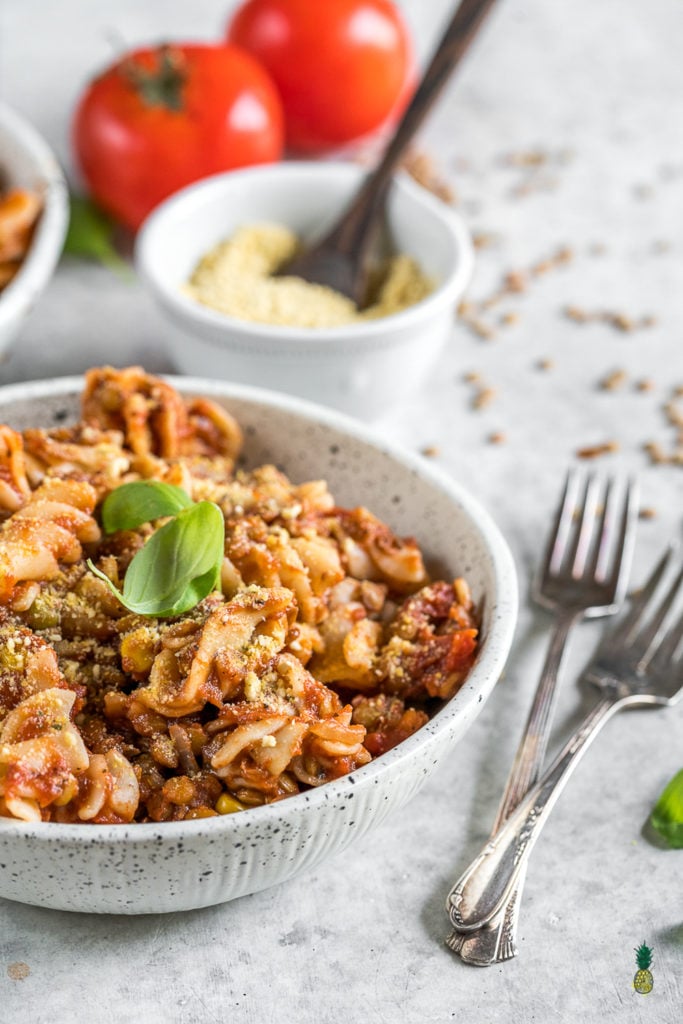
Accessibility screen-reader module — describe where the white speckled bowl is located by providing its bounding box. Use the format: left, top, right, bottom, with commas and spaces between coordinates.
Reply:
0, 376, 517, 914
135, 161, 473, 419
0, 104, 69, 356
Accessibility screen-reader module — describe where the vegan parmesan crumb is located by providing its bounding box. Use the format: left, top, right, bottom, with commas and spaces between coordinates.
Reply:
638, 507, 657, 520
184, 224, 434, 329
420, 445, 440, 458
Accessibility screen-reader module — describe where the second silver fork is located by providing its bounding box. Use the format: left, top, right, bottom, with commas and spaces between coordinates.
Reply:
446, 470, 638, 964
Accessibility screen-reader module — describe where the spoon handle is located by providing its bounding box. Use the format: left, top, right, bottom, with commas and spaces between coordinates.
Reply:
329, 0, 500, 255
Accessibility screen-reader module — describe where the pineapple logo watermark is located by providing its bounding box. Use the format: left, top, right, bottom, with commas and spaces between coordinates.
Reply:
633, 942, 654, 994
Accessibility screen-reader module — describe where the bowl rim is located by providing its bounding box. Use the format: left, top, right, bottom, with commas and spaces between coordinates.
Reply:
0, 373, 518, 843
0, 102, 69, 328
135, 160, 474, 345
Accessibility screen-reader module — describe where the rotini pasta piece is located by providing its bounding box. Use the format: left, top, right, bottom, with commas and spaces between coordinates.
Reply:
0, 688, 89, 821
75, 748, 139, 823
185, 397, 243, 460
0, 477, 99, 602
333, 507, 428, 593
22, 424, 130, 494
211, 715, 290, 773
291, 708, 370, 786
309, 603, 382, 690
82, 365, 189, 458
249, 718, 309, 778
82, 365, 243, 461
0, 189, 41, 263
0, 618, 73, 720
135, 586, 296, 717
294, 479, 335, 515
226, 518, 325, 624
0, 426, 31, 512
307, 709, 367, 759
290, 534, 345, 596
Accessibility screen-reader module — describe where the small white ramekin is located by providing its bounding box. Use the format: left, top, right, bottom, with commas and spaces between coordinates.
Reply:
0, 104, 69, 355
136, 162, 473, 418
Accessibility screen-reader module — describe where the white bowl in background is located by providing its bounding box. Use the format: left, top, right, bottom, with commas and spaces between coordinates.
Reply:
0, 104, 69, 354
0, 375, 516, 914
136, 162, 473, 419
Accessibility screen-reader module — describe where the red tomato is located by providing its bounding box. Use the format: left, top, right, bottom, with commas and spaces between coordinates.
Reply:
73, 44, 284, 230
227, 0, 414, 154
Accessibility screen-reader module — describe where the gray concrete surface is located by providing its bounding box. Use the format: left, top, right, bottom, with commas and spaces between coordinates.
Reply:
0, 1, 681, 1021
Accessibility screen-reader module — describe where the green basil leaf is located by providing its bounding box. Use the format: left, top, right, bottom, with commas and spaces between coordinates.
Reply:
63, 194, 131, 277
101, 481, 193, 534
88, 501, 224, 618
649, 769, 683, 849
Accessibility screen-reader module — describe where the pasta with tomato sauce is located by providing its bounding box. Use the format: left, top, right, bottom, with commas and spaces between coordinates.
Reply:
0, 367, 478, 824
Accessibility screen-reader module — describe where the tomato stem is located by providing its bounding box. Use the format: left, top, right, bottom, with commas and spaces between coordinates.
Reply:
122, 45, 186, 112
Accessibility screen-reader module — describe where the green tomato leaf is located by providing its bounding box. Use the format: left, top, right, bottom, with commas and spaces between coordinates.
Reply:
88, 501, 224, 618
63, 194, 131, 276
101, 480, 193, 534
650, 769, 683, 849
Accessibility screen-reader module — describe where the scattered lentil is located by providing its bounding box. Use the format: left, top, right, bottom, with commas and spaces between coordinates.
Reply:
472, 386, 497, 411
562, 306, 656, 333
599, 369, 628, 391
576, 441, 619, 459
401, 148, 457, 205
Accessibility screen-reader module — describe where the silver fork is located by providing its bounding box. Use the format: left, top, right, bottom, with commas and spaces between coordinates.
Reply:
446, 470, 638, 964
448, 545, 683, 932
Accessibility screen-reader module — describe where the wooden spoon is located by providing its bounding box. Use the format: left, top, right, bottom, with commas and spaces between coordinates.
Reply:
277, 0, 500, 306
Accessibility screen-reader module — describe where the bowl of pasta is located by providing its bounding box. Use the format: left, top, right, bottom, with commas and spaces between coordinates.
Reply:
0, 104, 69, 355
0, 367, 516, 914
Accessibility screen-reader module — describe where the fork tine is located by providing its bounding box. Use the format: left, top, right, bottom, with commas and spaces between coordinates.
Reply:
631, 562, 683, 665
651, 604, 683, 670
605, 543, 677, 648
540, 470, 582, 578
562, 473, 599, 579
602, 477, 639, 600
582, 476, 613, 582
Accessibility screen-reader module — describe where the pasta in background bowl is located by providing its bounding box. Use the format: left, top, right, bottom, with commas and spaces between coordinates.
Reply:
0, 372, 517, 913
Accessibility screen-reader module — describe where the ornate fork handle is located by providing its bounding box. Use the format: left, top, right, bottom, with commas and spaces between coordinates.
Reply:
447, 610, 580, 961
448, 694, 619, 931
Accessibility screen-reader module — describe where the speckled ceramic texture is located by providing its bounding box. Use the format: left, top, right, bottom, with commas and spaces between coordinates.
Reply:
0, 376, 518, 914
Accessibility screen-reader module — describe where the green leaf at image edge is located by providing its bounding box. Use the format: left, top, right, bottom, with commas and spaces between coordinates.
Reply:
101, 480, 193, 534
62, 194, 131, 277
649, 769, 683, 849
87, 500, 224, 618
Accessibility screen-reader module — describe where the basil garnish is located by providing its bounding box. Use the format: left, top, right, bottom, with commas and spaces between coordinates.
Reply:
650, 769, 683, 849
88, 500, 224, 618
101, 480, 193, 534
